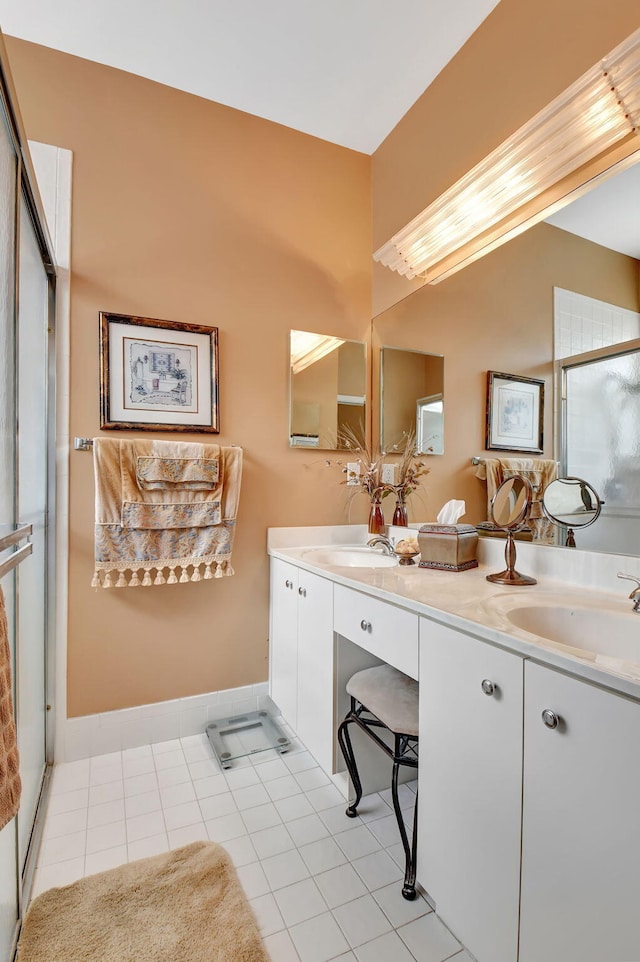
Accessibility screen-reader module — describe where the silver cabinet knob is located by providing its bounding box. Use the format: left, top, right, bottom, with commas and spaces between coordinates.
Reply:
298, 587, 307, 597
481, 679, 495, 696
360, 619, 371, 631
285, 579, 293, 589
541, 708, 559, 729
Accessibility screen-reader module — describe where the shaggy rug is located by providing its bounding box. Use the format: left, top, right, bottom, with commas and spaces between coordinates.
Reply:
18, 841, 269, 962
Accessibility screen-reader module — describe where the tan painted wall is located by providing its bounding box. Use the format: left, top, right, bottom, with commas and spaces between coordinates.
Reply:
373, 222, 640, 526
6, 38, 371, 717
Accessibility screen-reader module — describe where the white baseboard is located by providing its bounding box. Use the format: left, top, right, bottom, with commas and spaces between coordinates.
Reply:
61, 683, 271, 761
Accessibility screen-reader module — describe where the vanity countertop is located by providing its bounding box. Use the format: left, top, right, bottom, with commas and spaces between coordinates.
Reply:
268, 528, 640, 700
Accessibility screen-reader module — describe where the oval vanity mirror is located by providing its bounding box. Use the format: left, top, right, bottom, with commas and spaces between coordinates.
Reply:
541, 477, 602, 547
486, 476, 537, 586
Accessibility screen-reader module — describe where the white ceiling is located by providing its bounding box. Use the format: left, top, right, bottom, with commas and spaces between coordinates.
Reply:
545, 161, 640, 261
0, 0, 500, 154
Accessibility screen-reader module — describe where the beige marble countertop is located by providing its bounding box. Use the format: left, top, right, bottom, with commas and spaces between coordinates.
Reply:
269, 534, 640, 700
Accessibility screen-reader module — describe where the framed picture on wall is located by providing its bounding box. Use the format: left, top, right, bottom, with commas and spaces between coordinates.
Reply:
99, 312, 219, 432
485, 371, 544, 453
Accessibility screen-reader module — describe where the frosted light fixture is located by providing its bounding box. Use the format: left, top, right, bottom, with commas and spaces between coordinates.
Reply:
290, 330, 345, 374
374, 28, 640, 284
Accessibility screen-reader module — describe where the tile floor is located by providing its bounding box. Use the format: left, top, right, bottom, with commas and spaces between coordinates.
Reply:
33, 730, 472, 962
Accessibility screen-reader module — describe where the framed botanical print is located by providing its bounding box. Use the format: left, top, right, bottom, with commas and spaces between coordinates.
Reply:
485, 371, 544, 454
99, 312, 219, 432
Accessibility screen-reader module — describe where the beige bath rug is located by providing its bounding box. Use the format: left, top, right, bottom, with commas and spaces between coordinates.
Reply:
18, 841, 269, 962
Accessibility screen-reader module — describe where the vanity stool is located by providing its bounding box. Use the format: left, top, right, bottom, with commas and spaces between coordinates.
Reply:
337, 664, 419, 900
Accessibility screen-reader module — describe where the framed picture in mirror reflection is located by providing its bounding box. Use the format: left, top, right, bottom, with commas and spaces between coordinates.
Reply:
486, 371, 544, 454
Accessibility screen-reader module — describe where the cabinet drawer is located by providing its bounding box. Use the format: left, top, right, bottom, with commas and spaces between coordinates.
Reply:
334, 584, 418, 679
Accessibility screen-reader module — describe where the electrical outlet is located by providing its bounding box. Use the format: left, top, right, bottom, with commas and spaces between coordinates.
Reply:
346, 462, 361, 486
382, 463, 396, 485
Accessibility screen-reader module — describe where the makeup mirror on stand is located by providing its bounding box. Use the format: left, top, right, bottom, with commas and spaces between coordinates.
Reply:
541, 477, 603, 547
486, 475, 537, 585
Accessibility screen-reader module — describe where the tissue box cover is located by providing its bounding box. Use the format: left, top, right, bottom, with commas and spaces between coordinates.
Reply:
418, 523, 479, 572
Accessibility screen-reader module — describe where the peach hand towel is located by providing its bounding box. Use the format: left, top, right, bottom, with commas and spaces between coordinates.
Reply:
0, 585, 21, 831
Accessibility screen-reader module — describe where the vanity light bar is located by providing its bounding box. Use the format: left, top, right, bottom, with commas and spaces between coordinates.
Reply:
374, 28, 640, 283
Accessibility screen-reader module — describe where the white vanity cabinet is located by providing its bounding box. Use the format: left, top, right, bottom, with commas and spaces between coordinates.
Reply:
418, 619, 524, 962
269, 558, 334, 773
519, 662, 640, 962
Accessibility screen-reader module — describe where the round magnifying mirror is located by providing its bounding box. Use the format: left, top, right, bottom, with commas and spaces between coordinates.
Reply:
541, 477, 602, 547
487, 476, 536, 586
491, 476, 531, 530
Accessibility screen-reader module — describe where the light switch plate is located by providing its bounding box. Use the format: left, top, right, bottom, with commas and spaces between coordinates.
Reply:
346, 462, 361, 486
382, 463, 396, 485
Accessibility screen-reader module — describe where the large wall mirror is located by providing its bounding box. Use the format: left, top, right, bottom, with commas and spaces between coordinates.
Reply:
289, 330, 366, 449
380, 347, 443, 454
372, 150, 640, 556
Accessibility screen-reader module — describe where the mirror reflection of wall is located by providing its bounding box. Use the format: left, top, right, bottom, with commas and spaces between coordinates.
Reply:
380, 347, 444, 454
289, 330, 366, 449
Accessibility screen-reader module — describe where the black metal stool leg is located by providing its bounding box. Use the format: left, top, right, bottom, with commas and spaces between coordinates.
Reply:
391, 742, 418, 900
337, 709, 363, 818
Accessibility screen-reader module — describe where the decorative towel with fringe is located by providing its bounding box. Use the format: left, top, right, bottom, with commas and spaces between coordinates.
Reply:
475, 457, 558, 542
92, 438, 243, 587
0, 585, 21, 831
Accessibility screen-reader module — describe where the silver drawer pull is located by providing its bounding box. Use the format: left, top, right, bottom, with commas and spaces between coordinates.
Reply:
541, 708, 559, 729
285, 579, 293, 589
360, 619, 371, 631
481, 679, 495, 696
298, 587, 307, 597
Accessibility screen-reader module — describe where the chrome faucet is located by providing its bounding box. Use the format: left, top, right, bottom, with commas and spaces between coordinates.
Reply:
617, 572, 640, 612
367, 536, 395, 556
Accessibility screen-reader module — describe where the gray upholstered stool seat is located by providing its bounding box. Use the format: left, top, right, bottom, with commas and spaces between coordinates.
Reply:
338, 663, 420, 900
346, 665, 418, 737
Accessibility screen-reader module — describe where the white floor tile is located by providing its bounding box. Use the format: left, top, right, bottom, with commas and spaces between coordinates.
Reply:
299, 837, 348, 875
366, 814, 401, 849
289, 911, 350, 962
163, 801, 202, 831
39, 830, 86, 866
241, 802, 282, 833
89, 781, 124, 806
125, 790, 162, 819
182, 741, 215, 765
87, 799, 125, 829
128, 832, 170, 861
154, 748, 186, 771
160, 781, 196, 809
263, 929, 302, 962
198, 792, 238, 820
314, 864, 368, 910
275, 794, 315, 823
225, 767, 261, 790
233, 784, 272, 811
274, 878, 328, 927
91, 751, 122, 769
255, 758, 291, 782
220, 835, 259, 868
152, 738, 183, 755
32, 856, 85, 896
332, 893, 392, 949
261, 849, 310, 891
295, 768, 331, 792
86, 820, 127, 855
124, 772, 159, 797
372, 883, 431, 929
249, 892, 286, 937
385, 842, 405, 870
351, 851, 403, 892
378, 784, 417, 812
307, 785, 346, 812
85, 844, 128, 876
156, 764, 191, 788
251, 825, 295, 860
89, 764, 123, 788
266, 775, 302, 802
237, 861, 271, 899
397, 913, 461, 962
51, 760, 90, 794
353, 930, 416, 962
125, 809, 166, 843
286, 813, 330, 848
122, 744, 153, 761
122, 754, 156, 779
167, 822, 209, 849
44, 808, 88, 839
334, 826, 380, 861
356, 794, 393, 824
284, 751, 318, 774
46, 788, 89, 816
319, 806, 360, 836
194, 774, 229, 800
205, 812, 246, 843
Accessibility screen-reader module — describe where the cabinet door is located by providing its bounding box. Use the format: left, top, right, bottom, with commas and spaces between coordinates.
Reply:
269, 559, 299, 729
520, 663, 640, 962
419, 619, 523, 962
296, 571, 334, 774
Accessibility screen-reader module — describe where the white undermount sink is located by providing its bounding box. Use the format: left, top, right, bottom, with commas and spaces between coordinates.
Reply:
301, 545, 397, 568
506, 604, 640, 664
